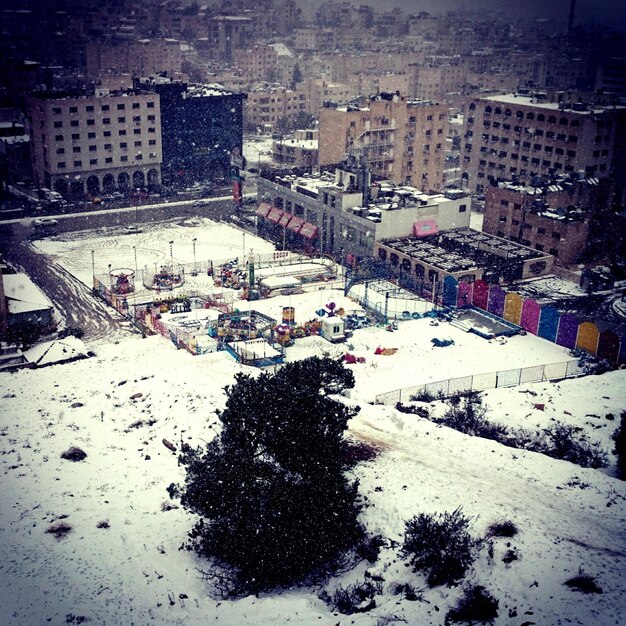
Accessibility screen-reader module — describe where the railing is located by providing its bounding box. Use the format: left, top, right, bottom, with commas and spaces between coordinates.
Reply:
374, 359, 581, 405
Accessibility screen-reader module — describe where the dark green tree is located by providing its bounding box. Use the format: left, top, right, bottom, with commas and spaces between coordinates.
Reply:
290, 63, 303, 89
613, 411, 626, 479
169, 356, 365, 594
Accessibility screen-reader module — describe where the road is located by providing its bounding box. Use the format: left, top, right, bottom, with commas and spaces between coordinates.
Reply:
0, 192, 251, 343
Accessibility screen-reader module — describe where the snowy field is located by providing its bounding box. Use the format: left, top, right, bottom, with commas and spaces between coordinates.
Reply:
1, 218, 626, 625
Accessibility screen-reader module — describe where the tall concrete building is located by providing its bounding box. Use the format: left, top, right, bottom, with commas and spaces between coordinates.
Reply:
27, 89, 162, 196
319, 93, 449, 192
137, 78, 244, 186
461, 92, 626, 194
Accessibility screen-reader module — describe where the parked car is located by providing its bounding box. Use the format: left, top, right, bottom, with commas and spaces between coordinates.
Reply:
124, 225, 142, 234
32, 217, 59, 227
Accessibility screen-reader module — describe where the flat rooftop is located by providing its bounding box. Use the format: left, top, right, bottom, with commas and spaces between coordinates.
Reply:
383, 228, 548, 274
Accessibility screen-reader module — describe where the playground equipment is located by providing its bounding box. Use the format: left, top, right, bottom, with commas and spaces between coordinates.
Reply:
150, 265, 184, 291
110, 268, 135, 295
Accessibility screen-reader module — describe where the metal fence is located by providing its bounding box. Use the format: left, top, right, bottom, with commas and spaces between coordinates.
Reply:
374, 359, 581, 405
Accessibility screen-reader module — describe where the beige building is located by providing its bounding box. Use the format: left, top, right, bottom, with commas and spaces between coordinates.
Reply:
244, 88, 308, 131
461, 92, 626, 193
272, 129, 318, 167
27, 90, 162, 197
85, 38, 184, 80
297, 78, 357, 115
319, 94, 449, 191
408, 63, 468, 101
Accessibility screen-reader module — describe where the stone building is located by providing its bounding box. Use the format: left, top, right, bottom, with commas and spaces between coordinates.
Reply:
27, 88, 162, 197
319, 93, 449, 191
482, 176, 613, 268
461, 92, 626, 194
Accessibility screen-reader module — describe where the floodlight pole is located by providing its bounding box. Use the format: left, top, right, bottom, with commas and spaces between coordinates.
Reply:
91, 250, 95, 289
192, 237, 197, 273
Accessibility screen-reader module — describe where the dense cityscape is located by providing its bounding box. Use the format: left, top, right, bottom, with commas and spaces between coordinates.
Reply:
0, 1, 625, 625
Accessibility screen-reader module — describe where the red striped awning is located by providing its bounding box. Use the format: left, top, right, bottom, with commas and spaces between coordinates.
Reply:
278, 212, 292, 227
267, 207, 283, 223
256, 202, 272, 218
288, 215, 304, 233
299, 222, 319, 240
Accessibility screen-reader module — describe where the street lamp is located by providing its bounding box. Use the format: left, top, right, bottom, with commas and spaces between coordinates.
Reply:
169, 240, 174, 270
192, 237, 197, 274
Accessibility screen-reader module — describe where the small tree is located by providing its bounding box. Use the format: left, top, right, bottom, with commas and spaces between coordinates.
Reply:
402, 508, 478, 587
290, 63, 303, 89
170, 357, 365, 594
612, 411, 626, 479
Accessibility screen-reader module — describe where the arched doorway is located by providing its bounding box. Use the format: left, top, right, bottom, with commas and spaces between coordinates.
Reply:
118, 172, 130, 192
132, 170, 145, 189
86, 175, 100, 196
147, 168, 159, 190
69, 179, 84, 198
103, 174, 115, 194
54, 179, 68, 196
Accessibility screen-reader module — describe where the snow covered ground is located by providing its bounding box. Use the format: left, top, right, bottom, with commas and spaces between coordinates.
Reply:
2, 219, 625, 625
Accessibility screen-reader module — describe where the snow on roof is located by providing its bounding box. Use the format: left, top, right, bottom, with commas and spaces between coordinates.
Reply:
231, 338, 281, 360
269, 43, 294, 57
482, 93, 626, 113
3, 273, 54, 314
24, 336, 88, 367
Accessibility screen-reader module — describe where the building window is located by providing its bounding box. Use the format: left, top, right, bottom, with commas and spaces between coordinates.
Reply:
55, 134, 63, 141
70, 120, 79, 127
105, 157, 113, 164
459, 204, 467, 212
118, 117, 126, 123
58, 162, 66, 168
53, 107, 62, 114
133, 115, 141, 122
54, 121, 63, 128
147, 101, 155, 108
135, 154, 143, 160
133, 128, 141, 135
134, 140, 142, 147
103, 118, 110, 124
552, 231, 561, 240
148, 139, 156, 146
120, 142, 127, 149
74, 160, 82, 167
101, 104, 110, 111
147, 115, 156, 122
56, 147, 65, 154
73, 146, 81, 153
132, 102, 140, 109
71, 133, 80, 140
148, 127, 155, 133
90, 159, 97, 166
549, 248, 559, 256
119, 130, 127, 136
121, 155, 128, 162
103, 130, 111, 137
535, 243, 544, 251
117, 103, 125, 110
537, 227, 546, 234
89, 145, 97, 152
86, 105, 94, 112
88, 132, 96, 139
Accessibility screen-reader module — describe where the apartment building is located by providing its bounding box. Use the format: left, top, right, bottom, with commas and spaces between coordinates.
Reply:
27, 89, 162, 197
233, 44, 279, 83
272, 129, 318, 167
319, 93, 449, 191
461, 92, 626, 193
408, 63, 468, 101
482, 176, 613, 267
244, 88, 308, 131
85, 38, 184, 80
297, 78, 357, 115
